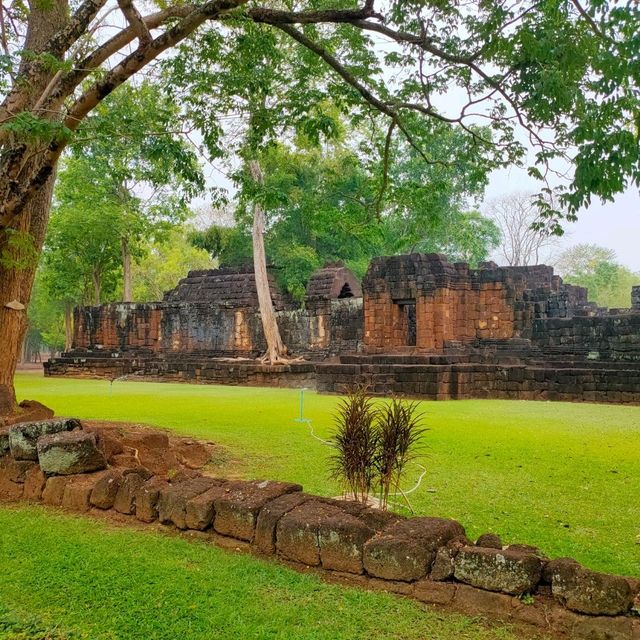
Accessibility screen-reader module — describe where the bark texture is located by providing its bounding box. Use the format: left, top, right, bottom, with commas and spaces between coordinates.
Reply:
0, 0, 67, 412
249, 160, 288, 364
122, 236, 132, 303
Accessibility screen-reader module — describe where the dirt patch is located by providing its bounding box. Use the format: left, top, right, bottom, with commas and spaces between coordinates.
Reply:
0, 399, 54, 427
82, 420, 225, 479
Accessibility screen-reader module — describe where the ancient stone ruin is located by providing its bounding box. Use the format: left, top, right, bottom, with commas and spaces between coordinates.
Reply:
46, 255, 640, 403
46, 263, 363, 387
0, 417, 638, 638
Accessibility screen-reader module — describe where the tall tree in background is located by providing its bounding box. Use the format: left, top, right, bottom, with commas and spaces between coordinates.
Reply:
487, 192, 561, 266
1, 0, 638, 413
216, 141, 500, 300
58, 82, 204, 302
556, 244, 639, 308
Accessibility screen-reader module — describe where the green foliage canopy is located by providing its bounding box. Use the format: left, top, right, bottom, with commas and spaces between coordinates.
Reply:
556, 243, 639, 308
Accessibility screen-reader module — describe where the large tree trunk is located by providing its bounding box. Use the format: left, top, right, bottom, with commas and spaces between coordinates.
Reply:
0, 176, 56, 411
92, 270, 101, 305
122, 235, 132, 302
0, 0, 67, 416
248, 160, 288, 364
64, 301, 73, 351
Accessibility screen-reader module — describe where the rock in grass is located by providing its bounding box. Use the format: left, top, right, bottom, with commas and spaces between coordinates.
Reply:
37, 431, 107, 475
0, 426, 10, 456
544, 558, 635, 616
9, 419, 80, 461
453, 546, 542, 595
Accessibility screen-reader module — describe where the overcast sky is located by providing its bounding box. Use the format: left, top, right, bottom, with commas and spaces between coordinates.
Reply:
484, 166, 640, 271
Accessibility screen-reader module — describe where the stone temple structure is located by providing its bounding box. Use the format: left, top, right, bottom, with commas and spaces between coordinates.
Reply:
46, 255, 640, 403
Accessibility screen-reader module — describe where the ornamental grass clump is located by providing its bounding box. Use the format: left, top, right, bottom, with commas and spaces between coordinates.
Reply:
329, 386, 378, 504
375, 397, 425, 511
329, 387, 425, 509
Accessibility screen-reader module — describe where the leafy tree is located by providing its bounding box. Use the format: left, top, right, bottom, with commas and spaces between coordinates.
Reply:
26, 272, 66, 356
0, 0, 638, 410
59, 82, 204, 301
435, 211, 501, 266
132, 229, 215, 302
204, 142, 499, 298
556, 244, 639, 308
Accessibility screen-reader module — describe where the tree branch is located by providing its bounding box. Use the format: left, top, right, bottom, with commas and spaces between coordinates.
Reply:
0, 0, 248, 229
36, 6, 197, 116
117, 0, 152, 47
570, 0, 605, 38
275, 23, 447, 169
248, 5, 383, 25
375, 117, 396, 218
0, 0, 108, 118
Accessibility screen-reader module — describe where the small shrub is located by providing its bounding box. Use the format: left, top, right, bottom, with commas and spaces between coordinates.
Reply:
375, 397, 425, 510
329, 388, 426, 509
329, 385, 378, 503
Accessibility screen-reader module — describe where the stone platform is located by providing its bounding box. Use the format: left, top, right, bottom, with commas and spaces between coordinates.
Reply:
316, 346, 640, 404
45, 351, 317, 388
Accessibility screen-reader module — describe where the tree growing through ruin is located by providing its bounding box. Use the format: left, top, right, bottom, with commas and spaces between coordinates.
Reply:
0, 0, 638, 414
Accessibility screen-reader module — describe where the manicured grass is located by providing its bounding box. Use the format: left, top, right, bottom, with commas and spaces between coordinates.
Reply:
14, 372, 640, 577
0, 505, 528, 640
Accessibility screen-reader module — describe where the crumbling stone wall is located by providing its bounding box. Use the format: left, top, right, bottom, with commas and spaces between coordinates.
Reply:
1, 417, 639, 639
48, 254, 640, 404
71, 298, 363, 361
362, 255, 591, 351
532, 315, 640, 361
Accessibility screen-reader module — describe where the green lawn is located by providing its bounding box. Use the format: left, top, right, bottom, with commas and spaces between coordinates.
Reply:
0, 505, 528, 640
14, 372, 640, 578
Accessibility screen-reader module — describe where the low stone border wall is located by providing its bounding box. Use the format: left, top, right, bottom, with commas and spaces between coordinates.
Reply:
45, 355, 317, 389
316, 359, 640, 404
1, 419, 639, 639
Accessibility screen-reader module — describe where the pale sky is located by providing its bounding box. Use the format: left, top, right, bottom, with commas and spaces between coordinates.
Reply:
484, 166, 640, 271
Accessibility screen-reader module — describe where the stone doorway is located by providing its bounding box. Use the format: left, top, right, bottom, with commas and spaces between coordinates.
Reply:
398, 301, 417, 346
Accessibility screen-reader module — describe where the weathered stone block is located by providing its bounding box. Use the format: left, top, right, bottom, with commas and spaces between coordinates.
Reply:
0, 465, 23, 500
42, 475, 70, 506
90, 469, 124, 509
364, 517, 465, 582
276, 500, 339, 566
454, 546, 542, 595
453, 583, 515, 619
6, 459, 37, 483
157, 477, 216, 529
363, 534, 434, 582
9, 418, 79, 461
414, 579, 456, 605
23, 465, 46, 501
184, 482, 227, 530
37, 431, 106, 475
317, 509, 374, 574
114, 471, 149, 515
431, 547, 455, 581
213, 480, 302, 542
255, 492, 311, 555
62, 475, 104, 512
476, 533, 502, 549
572, 615, 633, 640
545, 558, 634, 616
135, 477, 169, 523
0, 427, 9, 457
174, 439, 211, 470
